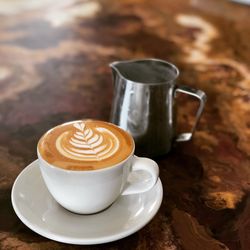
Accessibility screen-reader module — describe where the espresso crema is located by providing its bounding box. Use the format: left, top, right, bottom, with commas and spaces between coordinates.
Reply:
38, 120, 134, 170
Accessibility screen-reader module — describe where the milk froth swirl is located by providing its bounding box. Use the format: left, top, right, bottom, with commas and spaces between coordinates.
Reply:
56, 122, 119, 161
38, 120, 134, 170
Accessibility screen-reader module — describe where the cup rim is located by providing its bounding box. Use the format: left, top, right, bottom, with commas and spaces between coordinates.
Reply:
37, 120, 135, 173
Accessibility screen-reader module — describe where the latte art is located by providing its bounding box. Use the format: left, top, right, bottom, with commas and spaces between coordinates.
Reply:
38, 120, 134, 170
56, 122, 119, 161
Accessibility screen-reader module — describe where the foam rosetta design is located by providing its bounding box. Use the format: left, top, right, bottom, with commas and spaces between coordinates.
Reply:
55, 122, 120, 161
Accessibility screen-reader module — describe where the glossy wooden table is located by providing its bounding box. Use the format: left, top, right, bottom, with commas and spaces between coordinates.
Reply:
0, 0, 249, 249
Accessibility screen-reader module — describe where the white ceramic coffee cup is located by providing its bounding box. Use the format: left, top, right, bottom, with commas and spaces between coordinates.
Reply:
37, 135, 159, 214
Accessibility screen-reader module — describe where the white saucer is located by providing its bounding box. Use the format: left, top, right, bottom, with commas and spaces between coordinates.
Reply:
11, 160, 163, 245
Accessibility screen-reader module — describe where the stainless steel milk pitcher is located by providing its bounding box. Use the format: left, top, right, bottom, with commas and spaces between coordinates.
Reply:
110, 59, 206, 157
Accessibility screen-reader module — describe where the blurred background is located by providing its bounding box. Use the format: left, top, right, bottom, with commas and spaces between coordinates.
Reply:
0, 0, 250, 249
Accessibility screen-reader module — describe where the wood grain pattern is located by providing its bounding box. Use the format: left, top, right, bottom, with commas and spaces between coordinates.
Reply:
0, 0, 249, 249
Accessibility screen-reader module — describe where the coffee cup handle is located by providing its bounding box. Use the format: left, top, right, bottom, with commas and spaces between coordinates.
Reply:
121, 156, 159, 196
175, 85, 207, 142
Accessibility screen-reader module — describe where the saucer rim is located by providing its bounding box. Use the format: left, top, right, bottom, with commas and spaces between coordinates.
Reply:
11, 159, 163, 245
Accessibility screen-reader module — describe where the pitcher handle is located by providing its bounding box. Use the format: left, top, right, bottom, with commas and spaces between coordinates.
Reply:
175, 85, 207, 142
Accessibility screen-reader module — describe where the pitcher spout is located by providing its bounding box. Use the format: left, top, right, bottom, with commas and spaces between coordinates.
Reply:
110, 59, 143, 83
109, 61, 123, 81
109, 61, 120, 70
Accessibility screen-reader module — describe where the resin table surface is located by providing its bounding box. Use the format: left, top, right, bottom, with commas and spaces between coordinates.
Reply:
0, 0, 250, 249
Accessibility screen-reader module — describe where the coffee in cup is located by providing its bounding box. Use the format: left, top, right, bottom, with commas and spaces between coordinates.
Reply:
38, 120, 134, 171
